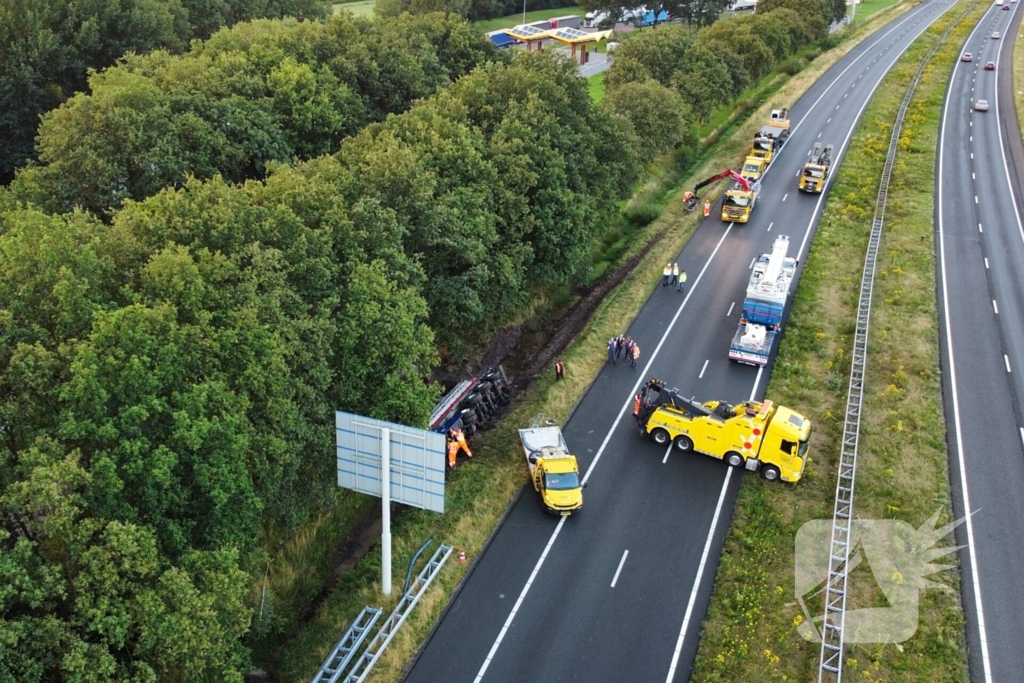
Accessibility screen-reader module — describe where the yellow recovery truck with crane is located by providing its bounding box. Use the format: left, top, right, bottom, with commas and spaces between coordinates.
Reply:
688, 168, 760, 223
799, 142, 834, 193
634, 379, 811, 482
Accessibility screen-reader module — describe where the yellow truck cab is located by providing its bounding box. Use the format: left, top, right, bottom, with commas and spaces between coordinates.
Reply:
519, 424, 584, 515
635, 378, 810, 482
740, 156, 767, 183
799, 142, 834, 193
749, 108, 791, 165
721, 178, 759, 223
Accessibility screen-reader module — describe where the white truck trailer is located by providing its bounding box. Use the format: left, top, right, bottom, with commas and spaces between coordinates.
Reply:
729, 235, 797, 365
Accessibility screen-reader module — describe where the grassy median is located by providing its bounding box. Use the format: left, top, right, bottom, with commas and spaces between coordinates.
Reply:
255, 3, 921, 681
689, 1, 983, 681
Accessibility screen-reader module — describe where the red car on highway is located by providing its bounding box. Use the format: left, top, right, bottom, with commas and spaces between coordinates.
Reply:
985, 61, 996, 70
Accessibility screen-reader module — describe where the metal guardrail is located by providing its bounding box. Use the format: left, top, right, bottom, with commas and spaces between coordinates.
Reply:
816, 2, 981, 680
311, 606, 383, 683
344, 544, 454, 683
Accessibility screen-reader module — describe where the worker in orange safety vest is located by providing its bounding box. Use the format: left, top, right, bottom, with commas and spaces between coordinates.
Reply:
447, 432, 460, 468
455, 428, 473, 459
703, 200, 711, 217
448, 428, 473, 468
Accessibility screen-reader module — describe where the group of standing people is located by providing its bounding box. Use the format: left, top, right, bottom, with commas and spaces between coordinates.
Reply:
607, 335, 640, 368
661, 262, 687, 293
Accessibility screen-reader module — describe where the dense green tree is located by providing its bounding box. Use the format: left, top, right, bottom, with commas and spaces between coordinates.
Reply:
674, 0, 727, 27
11, 13, 495, 217
670, 41, 733, 120
604, 23, 694, 88
0, 0, 331, 183
0, 446, 252, 682
604, 79, 691, 163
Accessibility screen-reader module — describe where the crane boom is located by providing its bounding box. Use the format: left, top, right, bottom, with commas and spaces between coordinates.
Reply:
692, 169, 751, 195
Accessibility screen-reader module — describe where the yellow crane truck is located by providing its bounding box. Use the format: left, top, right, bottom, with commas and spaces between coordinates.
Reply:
799, 142, 834, 193
634, 378, 811, 482
519, 422, 584, 515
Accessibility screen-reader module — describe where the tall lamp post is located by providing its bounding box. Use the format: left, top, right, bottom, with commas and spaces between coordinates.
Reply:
522, 0, 526, 25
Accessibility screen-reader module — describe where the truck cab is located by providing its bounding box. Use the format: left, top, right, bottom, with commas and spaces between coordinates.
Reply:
636, 379, 811, 482
520, 426, 584, 515
740, 156, 767, 183
722, 180, 759, 223
799, 143, 834, 193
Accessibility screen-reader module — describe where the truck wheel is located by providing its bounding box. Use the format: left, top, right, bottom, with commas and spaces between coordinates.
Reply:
761, 465, 781, 481
674, 435, 693, 452
726, 451, 745, 468
651, 428, 670, 446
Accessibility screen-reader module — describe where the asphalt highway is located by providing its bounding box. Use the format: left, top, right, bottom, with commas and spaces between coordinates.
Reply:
405, 2, 962, 681
936, 2, 1024, 681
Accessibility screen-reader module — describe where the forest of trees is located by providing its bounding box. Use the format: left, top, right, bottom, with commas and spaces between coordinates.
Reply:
0, 0, 848, 677
0, 0, 334, 182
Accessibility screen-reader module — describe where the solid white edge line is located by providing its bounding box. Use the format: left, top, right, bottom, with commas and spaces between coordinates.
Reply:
797, 0, 958, 262
663, 368, 765, 683
473, 515, 568, 683
475, 6, 953, 681
472, 221, 735, 681
937, 4, 996, 679
610, 550, 630, 588
664, 466, 733, 683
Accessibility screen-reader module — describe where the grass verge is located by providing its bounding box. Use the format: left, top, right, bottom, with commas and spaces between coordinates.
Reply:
689, 1, 984, 681
472, 5, 582, 33
255, 3, 923, 682
588, 71, 606, 102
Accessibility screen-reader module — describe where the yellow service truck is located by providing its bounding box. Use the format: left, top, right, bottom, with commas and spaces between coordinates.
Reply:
749, 108, 791, 165
519, 423, 584, 515
799, 142, 834, 193
634, 379, 810, 482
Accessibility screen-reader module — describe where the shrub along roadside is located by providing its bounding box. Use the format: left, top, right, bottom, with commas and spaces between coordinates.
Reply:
261, 3, 920, 681
689, 1, 985, 681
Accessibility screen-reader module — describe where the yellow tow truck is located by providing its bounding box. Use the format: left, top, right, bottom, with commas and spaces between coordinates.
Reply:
689, 168, 760, 223
799, 142, 834, 193
519, 422, 584, 515
749, 108, 791, 165
634, 379, 811, 482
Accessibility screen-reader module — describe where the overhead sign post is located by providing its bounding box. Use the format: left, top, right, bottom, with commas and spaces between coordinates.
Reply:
336, 412, 446, 596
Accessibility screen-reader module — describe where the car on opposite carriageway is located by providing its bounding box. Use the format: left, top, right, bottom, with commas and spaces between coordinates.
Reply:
986, 61, 996, 70
962, 52, 973, 61
975, 99, 990, 112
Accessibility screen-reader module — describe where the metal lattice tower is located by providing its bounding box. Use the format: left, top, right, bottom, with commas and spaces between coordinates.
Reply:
817, 4, 974, 679
310, 606, 382, 683
344, 544, 453, 683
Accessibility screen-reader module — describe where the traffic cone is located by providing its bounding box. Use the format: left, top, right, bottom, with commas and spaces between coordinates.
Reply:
458, 549, 466, 564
